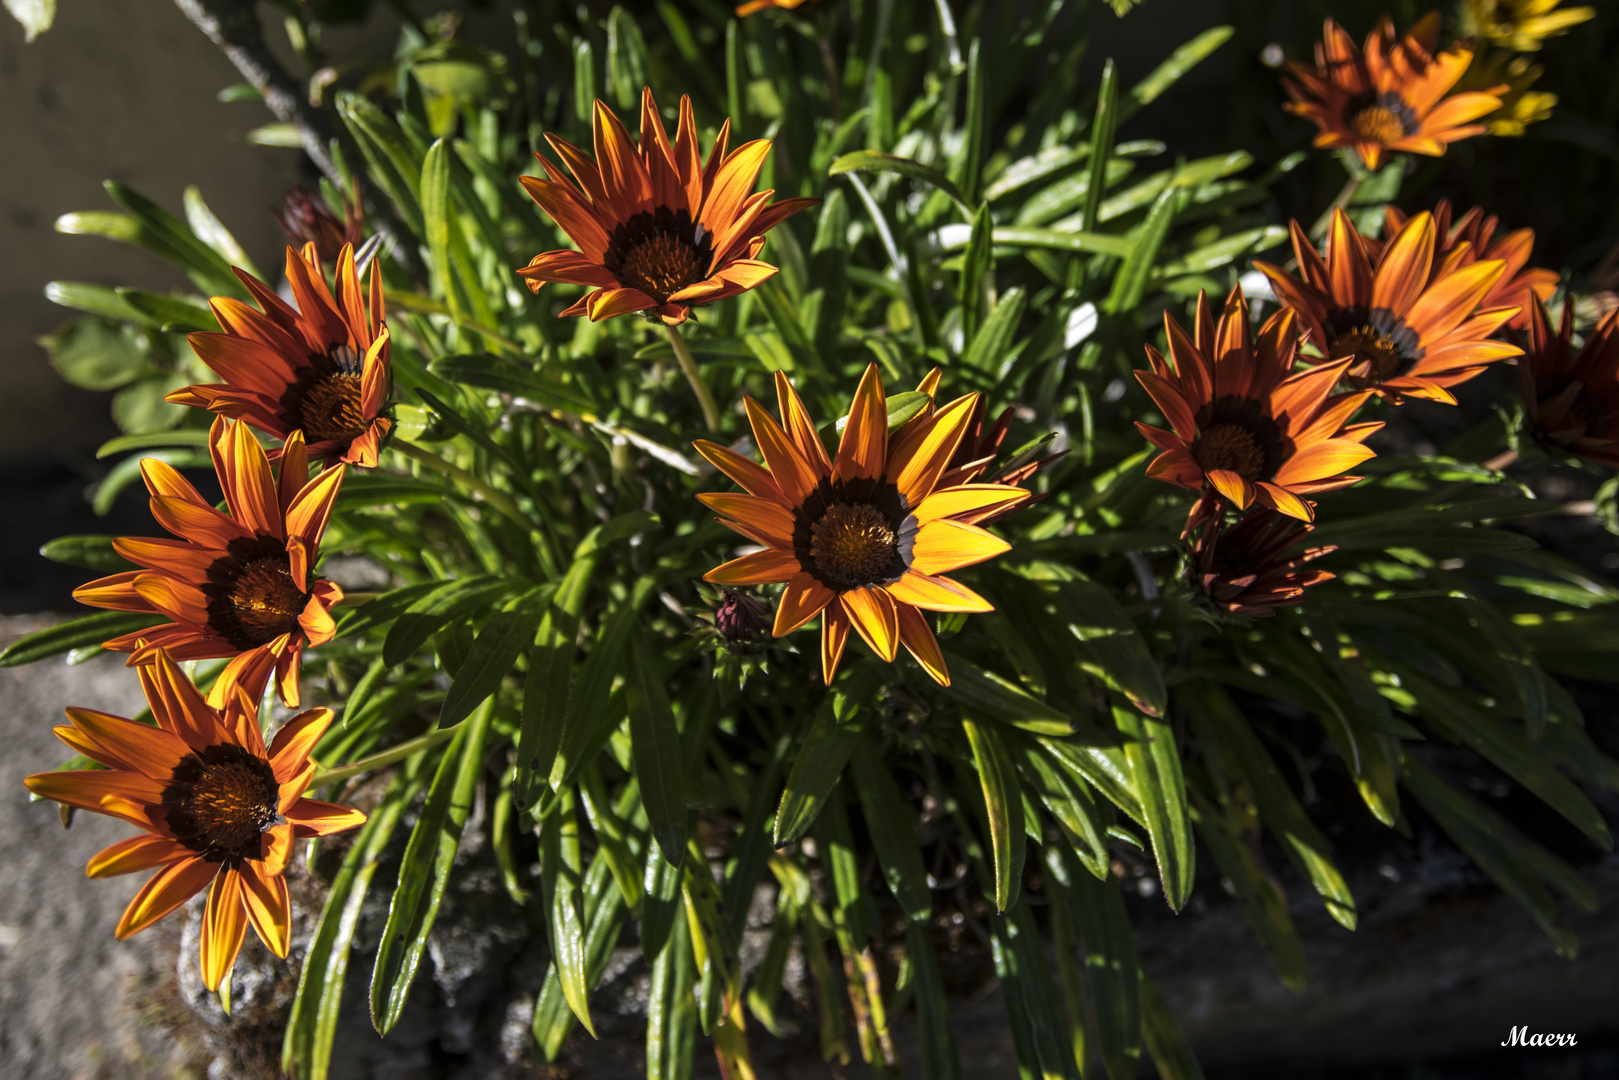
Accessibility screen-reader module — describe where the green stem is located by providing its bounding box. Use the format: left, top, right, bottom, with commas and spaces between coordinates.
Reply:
665, 322, 722, 433
312, 721, 462, 787
1309, 173, 1362, 240
391, 438, 531, 528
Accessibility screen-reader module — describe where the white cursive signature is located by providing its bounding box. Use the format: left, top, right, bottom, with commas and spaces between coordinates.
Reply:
1502, 1026, 1577, 1047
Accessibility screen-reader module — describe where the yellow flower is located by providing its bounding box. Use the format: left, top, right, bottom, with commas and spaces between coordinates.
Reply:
1460, 0, 1595, 53
1459, 51, 1559, 135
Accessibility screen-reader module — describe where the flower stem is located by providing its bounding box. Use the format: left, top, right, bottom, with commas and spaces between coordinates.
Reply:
1309, 173, 1363, 240
665, 322, 722, 432
311, 721, 462, 787
391, 439, 531, 527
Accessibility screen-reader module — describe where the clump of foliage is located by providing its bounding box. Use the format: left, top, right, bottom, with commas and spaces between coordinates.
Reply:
8, 1, 1619, 1078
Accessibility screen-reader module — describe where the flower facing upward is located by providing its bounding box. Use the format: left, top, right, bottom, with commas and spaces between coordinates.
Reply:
518, 87, 817, 325
24, 648, 364, 991
695, 365, 1030, 686
1190, 508, 1338, 617
1282, 16, 1506, 170
1135, 286, 1380, 523
1460, 0, 1595, 52
73, 418, 345, 707
1520, 297, 1619, 468
1256, 209, 1525, 404
170, 243, 392, 468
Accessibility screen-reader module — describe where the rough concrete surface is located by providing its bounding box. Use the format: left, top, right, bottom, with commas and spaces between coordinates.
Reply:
0, 617, 182, 1080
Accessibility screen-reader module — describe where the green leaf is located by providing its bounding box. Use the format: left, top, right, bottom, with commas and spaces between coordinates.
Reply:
439, 606, 542, 726
606, 5, 650, 110
905, 920, 962, 1079
430, 353, 598, 417
1106, 187, 1178, 314
1188, 790, 1306, 991
959, 202, 993, 346
1125, 27, 1234, 115
1113, 702, 1194, 911
5, 0, 55, 41
183, 185, 260, 278
1010, 732, 1110, 880
754, 277, 822, 374
92, 449, 207, 515
1186, 682, 1357, 930
44, 282, 156, 326
849, 736, 932, 922
1069, 869, 1141, 1080
829, 150, 971, 213
550, 579, 652, 787
1054, 578, 1167, 717
381, 577, 516, 665
337, 92, 426, 237
96, 428, 211, 459
538, 788, 595, 1036
992, 898, 1081, 1080
112, 372, 190, 434
1140, 974, 1207, 1080
641, 835, 686, 965
369, 698, 493, 1033
283, 762, 421, 1080
940, 225, 1134, 258
102, 182, 245, 296
646, 903, 697, 1079
964, 286, 1026, 372
942, 650, 1075, 735
38, 535, 133, 573
952, 39, 986, 207
773, 694, 858, 847
626, 626, 689, 867
964, 718, 1025, 912
0, 611, 154, 667
43, 319, 149, 391
532, 848, 629, 1058
1080, 58, 1119, 232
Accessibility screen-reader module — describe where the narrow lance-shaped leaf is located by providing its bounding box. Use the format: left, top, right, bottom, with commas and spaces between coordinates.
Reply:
959, 201, 993, 347
1069, 866, 1141, 1080
964, 717, 1026, 912
1055, 577, 1167, 718
774, 693, 858, 848
539, 787, 595, 1036
440, 604, 543, 726
1139, 973, 1207, 1080
626, 625, 689, 866
1079, 58, 1119, 232
1113, 702, 1195, 911
849, 738, 933, 922
1188, 789, 1306, 991
369, 698, 494, 1034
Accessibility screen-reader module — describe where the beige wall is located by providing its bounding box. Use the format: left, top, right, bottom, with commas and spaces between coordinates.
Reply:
0, 0, 305, 468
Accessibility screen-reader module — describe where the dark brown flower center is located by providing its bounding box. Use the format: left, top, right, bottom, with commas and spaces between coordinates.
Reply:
1327, 306, 1422, 387
293, 344, 370, 445
603, 207, 714, 304
792, 477, 914, 592
204, 537, 310, 650
1348, 92, 1416, 143
1192, 423, 1266, 482
162, 743, 282, 864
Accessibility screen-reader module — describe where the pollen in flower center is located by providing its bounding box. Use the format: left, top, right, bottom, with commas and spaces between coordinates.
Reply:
162, 744, 282, 863
1193, 423, 1266, 482
604, 207, 714, 303
1349, 92, 1416, 143
298, 345, 370, 444
204, 537, 310, 651
810, 503, 900, 590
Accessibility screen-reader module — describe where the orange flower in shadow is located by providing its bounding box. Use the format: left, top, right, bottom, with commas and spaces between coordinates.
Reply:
1256, 208, 1524, 404
694, 365, 1029, 686
1521, 297, 1619, 468
171, 243, 392, 468
518, 87, 817, 325
1381, 200, 1557, 331
1135, 286, 1380, 523
1283, 16, 1506, 170
24, 648, 364, 991
72, 418, 345, 707
1190, 508, 1337, 617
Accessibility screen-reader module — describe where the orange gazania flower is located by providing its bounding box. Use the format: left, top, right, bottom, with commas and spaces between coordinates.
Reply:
1190, 508, 1337, 617
1135, 286, 1380, 523
1521, 297, 1619, 468
1282, 16, 1506, 170
517, 87, 817, 325
24, 648, 364, 991
73, 418, 345, 707
694, 365, 1029, 686
1256, 209, 1525, 404
737, 0, 815, 14
1381, 200, 1557, 331
170, 243, 392, 468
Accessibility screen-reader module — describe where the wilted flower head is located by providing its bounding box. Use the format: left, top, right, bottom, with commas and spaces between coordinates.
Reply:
1190, 508, 1337, 617
714, 589, 772, 645
273, 179, 364, 265
1282, 16, 1506, 170
1520, 297, 1619, 468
